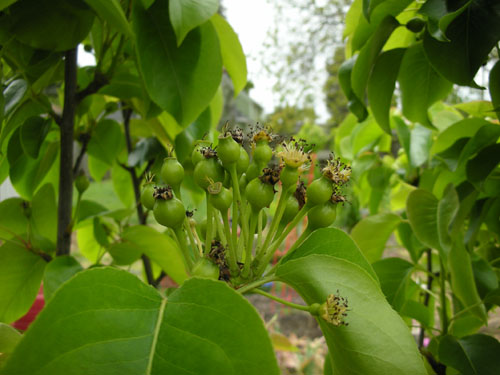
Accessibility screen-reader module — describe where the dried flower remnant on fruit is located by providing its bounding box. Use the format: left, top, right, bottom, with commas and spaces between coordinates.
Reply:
322, 157, 351, 185
153, 186, 174, 200
294, 180, 307, 209
200, 146, 218, 159
277, 138, 312, 169
209, 240, 231, 281
259, 166, 282, 186
331, 187, 348, 205
207, 181, 223, 195
319, 291, 349, 327
229, 126, 245, 145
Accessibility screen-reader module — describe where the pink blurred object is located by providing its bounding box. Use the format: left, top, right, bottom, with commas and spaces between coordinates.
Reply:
12, 285, 45, 331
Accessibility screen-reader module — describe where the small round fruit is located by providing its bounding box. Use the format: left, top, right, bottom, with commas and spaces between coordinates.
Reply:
193, 158, 225, 190
218, 135, 240, 166
75, 173, 90, 194
280, 165, 299, 189
192, 258, 220, 280
245, 162, 260, 181
161, 157, 184, 187
153, 198, 185, 228
210, 187, 233, 212
281, 194, 300, 225
307, 201, 337, 230
307, 176, 333, 206
140, 184, 156, 210
253, 141, 273, 165
191, 140, 211, 166
236, 147, 250, 176
246, 178, 275, 212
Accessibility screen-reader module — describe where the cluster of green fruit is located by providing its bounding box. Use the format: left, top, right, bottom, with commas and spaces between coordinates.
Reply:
140, 126, 351, 286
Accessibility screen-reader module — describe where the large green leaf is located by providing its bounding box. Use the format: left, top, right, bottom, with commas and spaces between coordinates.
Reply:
490, 60, 500, 120
277, 250, 426, 374
0, 198, 28, 240
409, 124, 433, 168
430, 118, 490, 155
0, 0, 17, 11
169, 0, 219, 46
372, 257, 414, 310
466, 143, 500, 186
280, 228, 378, 282
19, 117, 52, 159
351, 213, 401, 263
398, 43, 452, 127
419, 0, 473, 41
8, 0, 95, 51
86, 119, 124, 166
422, 1, 500, 86
121, 225, 188, 285
3, 79, 27, 117
31, 183, 57, 245
42, 256, 82, 301
111, 162, 134, 208
438, 334, 500, 375
339, 56, 368, 121
211, 14, 247, 96
0, 323, 21, 367
406, 189, 441, 252
2, 268, 280, 374
0, 241, 46, 323
367, 48, 405, 133
134, 0, 222, 127
83, 0, 132, 36
352, 16, 399, 102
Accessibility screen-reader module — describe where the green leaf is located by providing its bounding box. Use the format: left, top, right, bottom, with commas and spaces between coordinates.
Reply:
111, 162, 134, 208
134, 0, 222, 127
490, 60, 500, 120
398, 43, 452, 127
352, 16, 399, 102
0, 323, 21, 367
367, 48, 405, 133
83, 0, 132, 36
0, 198, 28, 240
3, 79, 27, 116
169, 0, 219, 46
127, 137, 163, 167
0, 0, 18, 11
466, 143, 500, 185
339, 56, 368, 121
472, 257, 498, 299
422, 1, 500, 86
3, 268, 280, 374
8, 0, 95, 51
76, 224, 102, 263
407, 189, 441, 251
211, 14, 247, 96
409, 124, 433, 168
19, 117, 52, 159
457, 123, 500, 171
419, 0, 473, 42
86, 119, 124, 166
42, 256, 82, 301
280, 228, 378, 282
276, 255, 426, 374
437, 184, 459, 253
98, 72, 144, 100
31, 183, 57, 245
351, 213, 401, 263
0, 241, 46, 323
439, 334, 500, 375
121, 225, 188, 285
88, 155, 109, 182
372, 257, 414, 310
454, 100, 496, 118
362, 0, 388, 21
430, 118, 490, 155
107, 241, 143, 265
397, 221, 426, 263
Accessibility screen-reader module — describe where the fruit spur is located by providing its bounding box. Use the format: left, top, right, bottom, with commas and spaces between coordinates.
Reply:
140, 124, 351, 287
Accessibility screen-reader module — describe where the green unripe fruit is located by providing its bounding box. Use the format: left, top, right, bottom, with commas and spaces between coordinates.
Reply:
280, 165, 299, 189
161, 157, 184, 187
140, 183, 156, 210
239, 173, 248, 193
210, 187, 233, 212
246, 162, 260, 181
192, 258, 220, 280
406, 17, 425, 33
307, 201, 337, 230
193, 158, 225, 190
245, 178, 275, 212
236, 147, 250, 176
217, 135, 240, 166
153, 198, 185, 229
281, 194, 300, 225
75, 173, 90, 194
253, 140, 273, 165
191, 140, 211, 166
307, 176, 333, 206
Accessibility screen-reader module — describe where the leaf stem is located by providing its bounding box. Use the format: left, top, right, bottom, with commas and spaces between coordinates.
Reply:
237, 275, 276, 294
439, 257, 449, 335
252, 288, 311, 312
